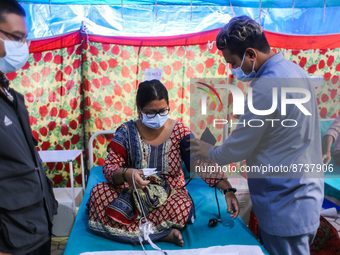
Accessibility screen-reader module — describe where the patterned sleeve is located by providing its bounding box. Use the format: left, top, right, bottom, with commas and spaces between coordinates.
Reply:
177, 122, 228, 187
325, 115, 340, 142
195, 160, 228, 187
102, 124, 129, 186
102, 147, 127, 185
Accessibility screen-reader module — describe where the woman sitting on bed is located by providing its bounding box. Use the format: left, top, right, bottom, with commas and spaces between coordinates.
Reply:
88, 79, 239, 246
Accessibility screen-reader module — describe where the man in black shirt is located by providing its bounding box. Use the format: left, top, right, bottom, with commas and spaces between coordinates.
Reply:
0, 1, 58, 254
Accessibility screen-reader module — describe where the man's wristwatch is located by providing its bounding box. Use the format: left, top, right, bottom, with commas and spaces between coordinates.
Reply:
222, 188, 237, 194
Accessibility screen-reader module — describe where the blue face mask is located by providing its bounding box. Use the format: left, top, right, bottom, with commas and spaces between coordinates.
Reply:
231, 52, 256, 82
141, 113, 168, 129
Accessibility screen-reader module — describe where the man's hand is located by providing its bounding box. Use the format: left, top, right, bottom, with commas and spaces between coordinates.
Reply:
187, 138, 213, 160
323, 151, 332, 165
323, 135, 334, 165
126, 169, 150, 189
224, 192, 239, 219
216, 179, 239, 219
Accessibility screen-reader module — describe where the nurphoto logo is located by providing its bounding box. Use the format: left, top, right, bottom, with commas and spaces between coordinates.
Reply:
195, 78, 314, 129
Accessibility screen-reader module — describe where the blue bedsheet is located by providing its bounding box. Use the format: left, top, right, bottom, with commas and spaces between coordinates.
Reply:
64, 166, 268, 254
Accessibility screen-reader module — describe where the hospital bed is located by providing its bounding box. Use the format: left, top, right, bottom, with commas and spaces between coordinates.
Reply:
64, 130, 269, 255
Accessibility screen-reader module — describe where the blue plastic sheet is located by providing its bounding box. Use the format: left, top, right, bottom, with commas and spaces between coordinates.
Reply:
18, 0, 340, 8
20, 4, 340, 40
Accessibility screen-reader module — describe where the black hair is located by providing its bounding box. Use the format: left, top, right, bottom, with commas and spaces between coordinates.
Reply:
0, 0, 26, 23
216, 15, 270, 59
136, 79, 169, 110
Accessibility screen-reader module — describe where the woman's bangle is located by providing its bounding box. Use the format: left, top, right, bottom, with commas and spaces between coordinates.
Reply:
122, 168, 128, 182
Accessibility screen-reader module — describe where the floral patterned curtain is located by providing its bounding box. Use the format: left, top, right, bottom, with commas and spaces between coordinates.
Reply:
6, 30, 340, 187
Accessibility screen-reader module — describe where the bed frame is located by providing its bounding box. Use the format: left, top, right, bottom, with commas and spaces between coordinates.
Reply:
63, 130, 269, 255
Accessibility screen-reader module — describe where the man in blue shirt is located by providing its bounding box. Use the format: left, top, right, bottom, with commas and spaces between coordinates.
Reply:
190, 16, 323, 255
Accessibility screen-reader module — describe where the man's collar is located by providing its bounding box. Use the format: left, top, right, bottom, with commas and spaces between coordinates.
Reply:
0, 71, 9, 90
253, 53, 284, 79
0, 73, 14, 102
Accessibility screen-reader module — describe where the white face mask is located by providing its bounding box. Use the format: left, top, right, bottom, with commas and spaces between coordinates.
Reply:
0, 38, 29, 73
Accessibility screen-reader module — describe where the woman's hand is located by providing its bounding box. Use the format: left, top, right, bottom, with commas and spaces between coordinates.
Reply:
224, 192, 239, 219
125, 169, 150, 189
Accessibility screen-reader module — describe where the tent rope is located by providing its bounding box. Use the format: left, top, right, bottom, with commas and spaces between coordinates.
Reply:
155, 0, 158, 20
190, 0, 192, 21
229, 0, 236, 16
49, 0, 52, 17
259, 0, 262, 23
121, 0, 124, 19
324, 0, 327, 22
